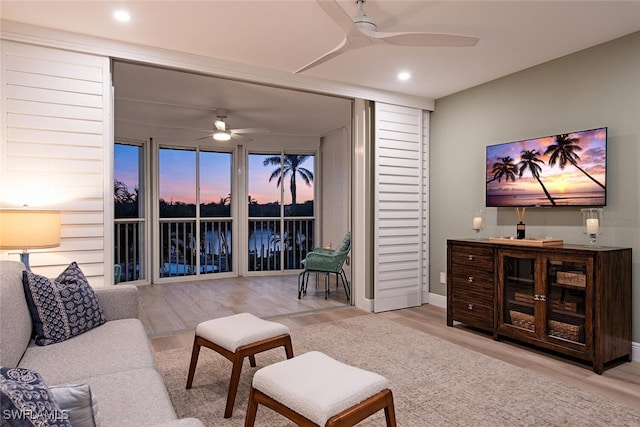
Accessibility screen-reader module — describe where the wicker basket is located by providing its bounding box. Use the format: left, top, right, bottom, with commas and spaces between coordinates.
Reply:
549, 320, 583, 342
509, 310, 535, 332
556, 271, 586, 287
509, 310, 583, 342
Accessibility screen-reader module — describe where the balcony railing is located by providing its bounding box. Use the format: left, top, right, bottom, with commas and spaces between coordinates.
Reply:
159, 218, 232, 278
114, 219, 145, 282
114, 217, 313, 282
248, 218, 314, 272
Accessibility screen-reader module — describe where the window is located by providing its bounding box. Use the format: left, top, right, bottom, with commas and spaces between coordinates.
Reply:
247, 153, 315, 271
114, 142, 146, 282
158, 148, 233, 277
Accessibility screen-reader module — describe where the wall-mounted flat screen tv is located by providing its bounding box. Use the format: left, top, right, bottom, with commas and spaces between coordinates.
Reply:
486, 127, 607, 207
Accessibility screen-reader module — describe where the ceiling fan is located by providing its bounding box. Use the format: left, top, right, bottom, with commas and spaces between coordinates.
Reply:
295, 0, 479, 73
201, 109, 269, 142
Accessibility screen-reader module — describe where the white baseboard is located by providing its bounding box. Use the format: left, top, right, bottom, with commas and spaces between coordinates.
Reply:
426, 293, 638, 362
427, 292, 446, 308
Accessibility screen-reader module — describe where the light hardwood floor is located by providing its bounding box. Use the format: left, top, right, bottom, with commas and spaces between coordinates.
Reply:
140, 276, 640, 410
138, 274, 350, 337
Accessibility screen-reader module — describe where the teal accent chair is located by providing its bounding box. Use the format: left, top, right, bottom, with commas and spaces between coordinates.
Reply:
114, 264, 122, 284
298, 232, 351, 300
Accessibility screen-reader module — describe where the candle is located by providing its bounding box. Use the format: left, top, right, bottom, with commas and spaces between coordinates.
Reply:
472, 216, 483, 230
586, 218, 599, 234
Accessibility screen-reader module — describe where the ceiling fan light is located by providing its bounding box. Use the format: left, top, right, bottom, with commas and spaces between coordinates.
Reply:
213, 130, 231, 141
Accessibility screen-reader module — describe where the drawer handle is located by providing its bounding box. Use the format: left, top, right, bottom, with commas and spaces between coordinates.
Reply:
467, 255, 474, 261
533, 294, 547, 302
467, 304, 474, 311
468, 276, 474, 283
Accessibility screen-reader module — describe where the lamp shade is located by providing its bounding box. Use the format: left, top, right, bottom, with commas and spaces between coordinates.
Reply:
0, 209, 61, 250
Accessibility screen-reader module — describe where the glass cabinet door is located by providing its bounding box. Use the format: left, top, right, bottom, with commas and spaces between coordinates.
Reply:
501, 253, 537, 334
545, 258, 589, 346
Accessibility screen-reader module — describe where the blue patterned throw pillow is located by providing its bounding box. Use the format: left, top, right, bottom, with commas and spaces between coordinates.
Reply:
0, 367, 71, 426
22, 262, 107, 346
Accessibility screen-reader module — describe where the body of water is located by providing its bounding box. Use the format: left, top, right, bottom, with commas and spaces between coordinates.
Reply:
487, 191, 605, 207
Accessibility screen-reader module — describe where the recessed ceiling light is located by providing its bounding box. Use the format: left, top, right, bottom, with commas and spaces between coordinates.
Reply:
113, 10, 131, 23
398, 71, 411, 81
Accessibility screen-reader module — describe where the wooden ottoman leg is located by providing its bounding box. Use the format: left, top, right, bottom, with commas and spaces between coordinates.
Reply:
284, 335, 294, 359
225, 353, 245, 418
383, 389, 397, 427
186, 336, 202, 389
244, 386, 259, 427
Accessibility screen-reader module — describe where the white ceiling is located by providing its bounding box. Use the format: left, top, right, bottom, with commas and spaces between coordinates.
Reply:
2, 0, 640, 142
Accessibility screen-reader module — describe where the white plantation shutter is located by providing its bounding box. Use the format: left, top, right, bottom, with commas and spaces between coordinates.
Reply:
1, 41, 112, 285
373, 103, 429, 312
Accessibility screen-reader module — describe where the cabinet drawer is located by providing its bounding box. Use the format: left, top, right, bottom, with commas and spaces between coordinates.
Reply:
451, 268, 493, 290
451, 245, 494, 270
451, 298, 494, 329
451, 283, 493, 302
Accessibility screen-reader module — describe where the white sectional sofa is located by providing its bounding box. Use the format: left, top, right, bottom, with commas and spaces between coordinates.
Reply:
0, 260, 203, 427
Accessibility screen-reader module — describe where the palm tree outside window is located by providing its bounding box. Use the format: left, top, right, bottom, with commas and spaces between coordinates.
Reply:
247, 153, 315, 272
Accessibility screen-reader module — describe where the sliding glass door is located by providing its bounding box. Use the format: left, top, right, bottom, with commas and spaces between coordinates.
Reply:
247, 152, 315, 272
158, 147, 232, 278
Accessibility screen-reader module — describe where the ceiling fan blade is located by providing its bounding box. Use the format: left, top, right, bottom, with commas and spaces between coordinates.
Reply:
317, 0, 356, 34
232, 127, 270, 135
294, 37, 352, 73
197, 134, 214, 141
368, 30, 479, 47
230, 133, 253, 143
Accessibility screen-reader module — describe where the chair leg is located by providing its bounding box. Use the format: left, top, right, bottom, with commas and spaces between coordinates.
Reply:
304, 271, 310, 294
298, 271, 304, 299
225, 354, 245, 418
340, 269, 350, 300
324, 273, 329, 299
186, 336, 201, 389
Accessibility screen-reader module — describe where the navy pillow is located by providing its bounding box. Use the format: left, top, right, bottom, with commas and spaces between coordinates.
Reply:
0, 366, 71, 426
22, 262, 107, 346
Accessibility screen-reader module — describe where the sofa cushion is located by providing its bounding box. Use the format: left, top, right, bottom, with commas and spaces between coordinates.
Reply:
23, 262, 107, 346
49, 383, 101, 427
76, 368, 177, 427
0, 261, 32, 367
18, 319, 154, 385
0, 366, 71, 427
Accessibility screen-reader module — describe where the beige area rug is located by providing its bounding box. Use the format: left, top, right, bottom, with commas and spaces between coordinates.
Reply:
154, 315, 640, 426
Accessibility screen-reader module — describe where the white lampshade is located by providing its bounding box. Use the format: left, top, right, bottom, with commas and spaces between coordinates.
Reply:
0, 209, 61, 250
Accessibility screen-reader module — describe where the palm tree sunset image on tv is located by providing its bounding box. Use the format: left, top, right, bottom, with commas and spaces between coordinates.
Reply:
486, 127, 607, 207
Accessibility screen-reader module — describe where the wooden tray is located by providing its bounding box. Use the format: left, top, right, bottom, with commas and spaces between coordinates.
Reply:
489, 237, 564, 247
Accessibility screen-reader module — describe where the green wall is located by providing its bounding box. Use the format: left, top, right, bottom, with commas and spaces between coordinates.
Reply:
430, 32, 640, 341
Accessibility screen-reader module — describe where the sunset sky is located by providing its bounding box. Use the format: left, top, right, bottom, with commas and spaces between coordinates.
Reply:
115, 145, 314, 205
486, 127, 606, 196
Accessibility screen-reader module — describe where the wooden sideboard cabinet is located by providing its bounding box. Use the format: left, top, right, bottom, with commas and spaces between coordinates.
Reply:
447, 239, 632, 374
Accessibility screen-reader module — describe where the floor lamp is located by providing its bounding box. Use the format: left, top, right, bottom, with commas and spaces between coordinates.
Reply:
0, 209, 61, 271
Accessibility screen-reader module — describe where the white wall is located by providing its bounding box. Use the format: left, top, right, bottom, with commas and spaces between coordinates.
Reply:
430, 32, 640, 341
321, 127, 351, 250
0, 41, 112, 285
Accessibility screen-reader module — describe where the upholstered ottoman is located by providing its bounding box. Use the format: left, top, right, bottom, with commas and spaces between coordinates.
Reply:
245, 351, 396, 426
186, 313, 293, 418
